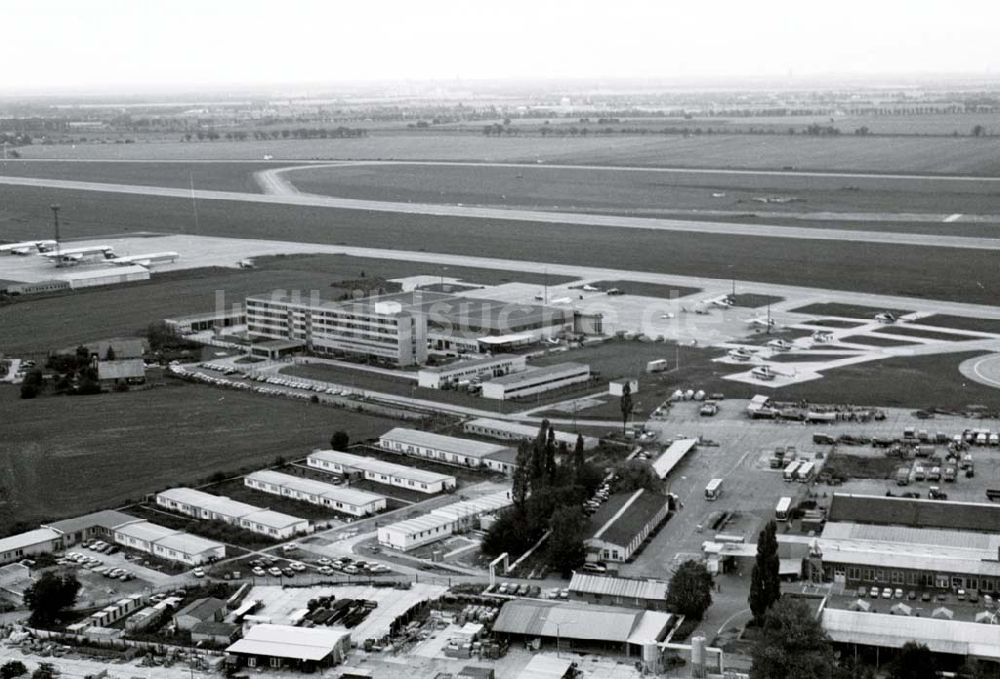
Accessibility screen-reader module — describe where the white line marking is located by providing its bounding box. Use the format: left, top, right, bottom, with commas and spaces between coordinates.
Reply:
943, 213, 963, 223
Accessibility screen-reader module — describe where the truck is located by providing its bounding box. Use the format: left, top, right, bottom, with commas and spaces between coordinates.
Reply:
929, 486, 948, 500
796, 461, 815, 483
913, 465, 926, 481
943, 466, 957, 482
928, 467, 942, 482
895, 467, 911, 486
783, 460, 802, 482
646, 359, 669, 374
987, 489, 1000, 502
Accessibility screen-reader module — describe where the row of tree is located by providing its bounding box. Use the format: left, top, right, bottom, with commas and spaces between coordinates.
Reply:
181, 127, 367, 142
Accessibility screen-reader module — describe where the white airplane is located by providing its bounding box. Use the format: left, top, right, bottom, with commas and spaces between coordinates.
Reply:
747, 316, 777, 329
0, 240, 57, 255
549, 296, 572, 305
683, 302, 711, 315
767, 338, 793, 351
812, 331, 835, 343
704, 294, 734, 309
751, 365, 777, 381
660, 312, 675, 319
874, 311, 896, 324
581, 284, 600, 292
543, 337, 561, 346
108, 251, 180, 267
43, 245, 114, 265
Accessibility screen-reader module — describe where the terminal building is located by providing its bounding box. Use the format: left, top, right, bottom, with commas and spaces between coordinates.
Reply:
306, 449, 457, 494
245, 290, 573, 366
586, 489, 671, 563
463, 418, 599, 450
244, 470, 387, 517
155, 487, 310, 539
480, 362, 591, 401
416, 354, 527, 389
378, 428, 515, 469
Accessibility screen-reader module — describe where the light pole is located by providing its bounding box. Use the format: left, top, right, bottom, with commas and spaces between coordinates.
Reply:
50, 204, 61, 259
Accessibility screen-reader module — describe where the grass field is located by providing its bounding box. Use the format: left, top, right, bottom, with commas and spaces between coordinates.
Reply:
0, 381, 399, 527
286, 162, 1000, 219
15, 133, 1000, 175
791, 303, 914, 318
728, 293, 784, 308
1, 185, 996, 308
840, 335, 920, 347
916, 315, 1000, 334
0, 160, 281, 192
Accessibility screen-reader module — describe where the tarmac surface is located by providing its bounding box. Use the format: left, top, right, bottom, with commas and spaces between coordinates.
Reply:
3, 173, 1000, 250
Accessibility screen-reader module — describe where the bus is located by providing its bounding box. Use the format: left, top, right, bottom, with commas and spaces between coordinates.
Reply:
796, 461, 815, 483
705, 478, 724, 501
782, 460, 801, 482
775, 496, 793, 522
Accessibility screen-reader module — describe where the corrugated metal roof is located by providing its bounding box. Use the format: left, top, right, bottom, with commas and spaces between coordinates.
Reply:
485, 362, 588, 386
379, 428, 508, 459
493, 600, 648, 643
822, 521, 1000, 552
822, 608, 1000, 660
651, 439, 697, 479
227, 624, 350, 661
627, 611, 672, 645
308, 449, 455, 484
568, 573, 667, 601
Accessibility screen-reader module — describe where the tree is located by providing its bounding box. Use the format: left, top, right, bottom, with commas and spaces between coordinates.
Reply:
751, 597, 836, 679
330, 430, 349, 450
619, 381, 632, 434
666, 559, 714, 619
104, 345, 116, 361
749, 520, 781, 624
30, 665, 56, 679
889, 641, 936, 679
572, 434, 585, 480
1, 661, 28, 679
611, 459, 660, 494
547, 506, 587, 575
19, 368, 44, 399
511, 440, 532, 510
972, 124, 986, 137
24, 571, 81, 626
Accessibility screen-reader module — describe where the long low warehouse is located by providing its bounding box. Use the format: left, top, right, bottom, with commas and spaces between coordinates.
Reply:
463, 417, 599, 450
113, 521, 225, 566
306, 449, 456, 494
378, 427, 514, 469
416, 354, 527, 389
480, 362, 591, 401
156, 487, 310, 539
377, 489, 513, 551
245, 470, 387, 517
0, 528, 63, 566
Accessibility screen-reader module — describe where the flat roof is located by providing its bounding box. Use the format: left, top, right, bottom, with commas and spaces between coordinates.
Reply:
485, 362, 589, 386
308, 449, 455, 485
477, 332, 539, 345
381, 489, 513, 537
464, 418, 597, 445
115, 521, 180, 543
822, 608, 1000, 660
59, 265, 149, 281
517, 655, 574, 679
154, 532, 224, 556
493, 599, 668, 644
379, 428, 508, 459
247, 470, 385, 507
651, 438, 698, 479
589, 489, 669, 548
0, 528, 61, 554
419, 354, 521, 374
44, 510, 142, 535
244, 509, 308, 530
226, 623, 350, 661
158, 487, 259, 518
829, 493, 1000, 533
568, 573, 667, 601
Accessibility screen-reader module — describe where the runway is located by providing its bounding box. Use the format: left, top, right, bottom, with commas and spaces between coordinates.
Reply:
3, 173, 1000, 251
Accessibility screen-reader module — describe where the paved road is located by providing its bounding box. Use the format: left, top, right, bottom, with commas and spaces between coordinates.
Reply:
959, 353, 1000, 389
4, 174, 1000, 251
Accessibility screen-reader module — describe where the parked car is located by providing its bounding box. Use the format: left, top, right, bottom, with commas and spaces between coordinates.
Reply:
882, 587, 892, 599
894, 588, 904, 599
268, 567, 282, 577
193, 567, 205, 578
252, 567, 266, 577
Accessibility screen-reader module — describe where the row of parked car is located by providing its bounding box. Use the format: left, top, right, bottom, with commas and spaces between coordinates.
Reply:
59, 552, 135, 581
583, 482, 611, 515
859, 585, 981, 604
486, 582, 569, 599
252, 374, 358, 398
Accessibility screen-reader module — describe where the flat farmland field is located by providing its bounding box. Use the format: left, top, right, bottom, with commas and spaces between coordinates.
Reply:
1, 185, 997, 306
14, 132, 1000, 175
0, 381, 399, 528
0, 160, 284, 192
285, 162, 1000, 219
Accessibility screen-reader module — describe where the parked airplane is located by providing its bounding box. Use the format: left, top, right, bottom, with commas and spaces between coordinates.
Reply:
704, 294, 734, 308
751, 365, 778, 381
108, 251, 179, 267
43, 245, 115, 266
728, 348, 755, 361
581, 284, 600, 292
0, 240, 57, 255
767, 338, 793, 351
874, 311, 897, 324
549, 296, 572, 305
811, 331, 835, 343
746, 316, 777, 329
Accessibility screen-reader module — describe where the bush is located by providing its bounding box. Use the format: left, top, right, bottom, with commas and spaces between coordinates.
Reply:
1, 660, 28, 679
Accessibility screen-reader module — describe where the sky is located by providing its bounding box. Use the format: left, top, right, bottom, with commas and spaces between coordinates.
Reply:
3, 0, 999, 93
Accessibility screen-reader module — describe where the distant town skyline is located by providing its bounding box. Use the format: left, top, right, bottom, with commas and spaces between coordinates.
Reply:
4, 0, 1000, 94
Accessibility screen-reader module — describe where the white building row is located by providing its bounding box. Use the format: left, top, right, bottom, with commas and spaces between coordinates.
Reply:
480, 362, 591, 400
416, 354, 527, 389
155, 487, 311, 540
463, 417, 599, 450
244, 470, 387, 517
377, 489, 513, 551
306, 449, 456, 494
113, 521, 225, 566
378, 427, 515, 469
